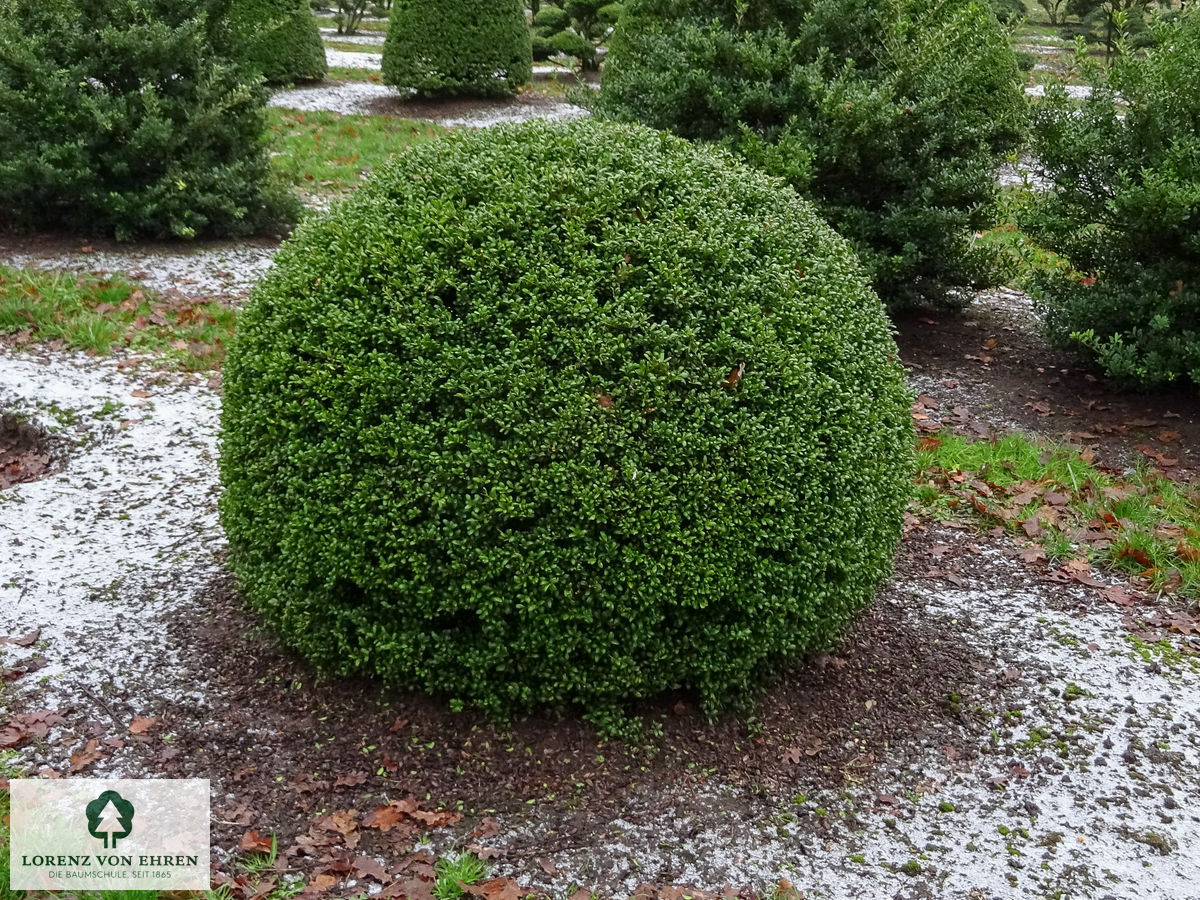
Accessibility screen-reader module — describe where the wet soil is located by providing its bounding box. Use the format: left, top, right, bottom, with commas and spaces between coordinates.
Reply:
0, 413, 56, 489
894, 295, 1200, 478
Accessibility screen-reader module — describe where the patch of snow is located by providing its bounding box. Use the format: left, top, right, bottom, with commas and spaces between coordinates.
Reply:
326, 48, 381, 70
1026, 83, 1094, 99
319, 28, 385, 46
270, 80, 399, 115
436, 100, 588, 129
1018, 43, 1072, 56
270, 80, 589, 127
0, 352, 224, 728
0, 244, 277, 300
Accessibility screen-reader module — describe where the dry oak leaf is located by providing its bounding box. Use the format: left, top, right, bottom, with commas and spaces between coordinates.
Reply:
364, 799, 417, 831
129, 716, 157, 735
239, 829, 275, 854
69, 739, 105, 773
353, 855, 390, 883
3, 629, 40, 647
462, 877, 523, 900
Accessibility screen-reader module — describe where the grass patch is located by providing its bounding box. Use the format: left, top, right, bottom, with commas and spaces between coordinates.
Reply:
323, 39, 382, 53
915, 431, 1200, 601
0, 267, 234, 370
268, 107, 443, 195
325, 66, 383, 83
432, 852, 487, 900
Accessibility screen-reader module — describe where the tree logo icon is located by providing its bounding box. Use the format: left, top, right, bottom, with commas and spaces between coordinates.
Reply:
86, 790, 135, 849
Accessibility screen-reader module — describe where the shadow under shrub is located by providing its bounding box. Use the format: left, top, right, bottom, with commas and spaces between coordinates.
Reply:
382, 0, 531, 97
0, 0, 297, 240
219, 120, 913, 727
1025, 10, 1200, 387
228, 0, 327, 85
596, 0, 1026, 309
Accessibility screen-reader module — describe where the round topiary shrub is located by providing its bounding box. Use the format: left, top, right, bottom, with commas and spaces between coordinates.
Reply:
219, 119, 913, 725
227, 0, 327, 85
382, 0, 531, 97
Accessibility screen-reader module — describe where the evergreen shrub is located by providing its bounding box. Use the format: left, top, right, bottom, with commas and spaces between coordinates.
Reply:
382, 0, 531, 96
0, 0, 297, 240
228, 0, 327, 84
219, 120, 913, 726
596, 0, 1026, 308
1026, 9, 1200, 386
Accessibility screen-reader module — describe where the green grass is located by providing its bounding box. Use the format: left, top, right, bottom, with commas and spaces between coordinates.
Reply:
268, 107, 443, 196
432, 853, 488, 900
0, 267, 235, 370
325, 66, 384, 83
322, 39, 382, 54
916, 431, 1200, 601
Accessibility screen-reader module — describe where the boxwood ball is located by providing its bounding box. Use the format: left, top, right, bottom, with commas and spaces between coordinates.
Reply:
218, 119, 914, 720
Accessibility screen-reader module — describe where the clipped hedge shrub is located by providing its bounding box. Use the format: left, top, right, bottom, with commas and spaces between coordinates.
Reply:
0, 0, 297, 240
1026, 9, 1200, 387
228, 0, 327, 85
382, 0, 531, 96
596, 0, 1026, 309
219, 120, 913, 725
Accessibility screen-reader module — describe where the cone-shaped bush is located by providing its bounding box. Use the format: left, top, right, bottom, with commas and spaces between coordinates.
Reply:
219, 120, 913, 726
227, 0, 327, 85
0, 0, 297, 240
597, 0, 1026, 309
382, 0, 531, 96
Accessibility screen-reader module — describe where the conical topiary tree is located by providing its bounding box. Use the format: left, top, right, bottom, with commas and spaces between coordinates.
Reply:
228, 0, 327, 85
382, 0, 531, 97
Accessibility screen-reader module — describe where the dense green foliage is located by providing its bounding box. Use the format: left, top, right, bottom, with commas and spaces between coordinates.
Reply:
0, 0, 296, 240
597, 0, 1026, 308
383, 0, 531, 96
1026, 9, 1200, 386
220, 120, 913, 726
228, 0, 327, 84
531, 0, 623, 69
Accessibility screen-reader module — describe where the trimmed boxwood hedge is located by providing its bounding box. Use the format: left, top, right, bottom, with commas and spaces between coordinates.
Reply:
227, 0, 327, 85
382, 0, 531, 96
219, 120, 913, 725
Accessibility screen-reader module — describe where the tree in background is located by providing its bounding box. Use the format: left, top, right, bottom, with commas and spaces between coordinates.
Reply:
228, 0, 327, 82
335, 0, 371, 33
598, 0, 1026, 309
383, 0, 531, 96
0, 0, 297, 240
1025, 7, 1200, 386
532, 0, 622, 70
1037, 0, 1071, 24
1068, 0, 1173, 56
